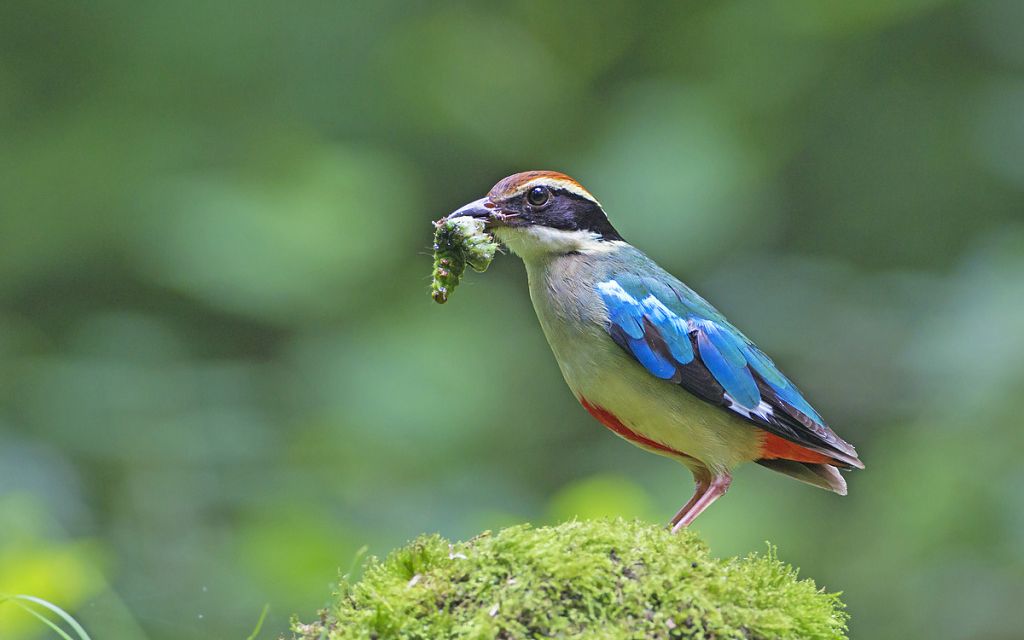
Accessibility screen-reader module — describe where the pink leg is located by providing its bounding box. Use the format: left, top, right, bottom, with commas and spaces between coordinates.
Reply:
668, 472, 710, 528
670, 473, 732, 533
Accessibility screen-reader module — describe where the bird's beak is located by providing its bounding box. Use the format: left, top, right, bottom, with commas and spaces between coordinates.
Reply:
445, 196, 496, 221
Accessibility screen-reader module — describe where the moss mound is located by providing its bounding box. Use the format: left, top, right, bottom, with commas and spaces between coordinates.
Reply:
290, 519, 848, 640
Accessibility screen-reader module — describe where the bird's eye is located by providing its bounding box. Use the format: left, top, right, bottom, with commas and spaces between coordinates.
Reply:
526, 185, 550, 207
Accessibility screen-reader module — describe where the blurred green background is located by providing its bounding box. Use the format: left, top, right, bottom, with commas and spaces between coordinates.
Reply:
1, 1, 1023, 638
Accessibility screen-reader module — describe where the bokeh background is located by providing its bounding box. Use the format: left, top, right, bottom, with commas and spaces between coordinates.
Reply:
2, 1, 1023, 638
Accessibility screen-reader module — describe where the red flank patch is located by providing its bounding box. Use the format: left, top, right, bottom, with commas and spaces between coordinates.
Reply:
579, 396, 693, 461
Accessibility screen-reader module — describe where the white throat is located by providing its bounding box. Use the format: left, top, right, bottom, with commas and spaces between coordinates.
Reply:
493, 226, 621, 261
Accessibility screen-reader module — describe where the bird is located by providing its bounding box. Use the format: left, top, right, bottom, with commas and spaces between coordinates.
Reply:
445, 171, 864, 530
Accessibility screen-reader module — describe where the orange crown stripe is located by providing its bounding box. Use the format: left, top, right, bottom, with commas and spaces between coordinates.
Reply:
489, 171, 598, 204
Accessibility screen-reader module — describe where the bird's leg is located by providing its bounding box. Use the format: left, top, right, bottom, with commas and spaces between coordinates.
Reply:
670, 473, 732, 533
668, 474, 710, 529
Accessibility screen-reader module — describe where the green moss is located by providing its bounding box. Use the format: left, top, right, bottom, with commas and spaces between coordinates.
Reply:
430, 216, 498, 304
289, 519, 848, 640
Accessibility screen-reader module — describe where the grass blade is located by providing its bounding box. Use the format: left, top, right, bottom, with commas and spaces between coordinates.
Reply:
2, 598, 76, 640
246, 603, 270, 640
7, 595, 93, 640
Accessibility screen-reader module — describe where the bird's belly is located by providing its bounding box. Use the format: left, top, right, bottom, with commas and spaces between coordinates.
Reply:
549, 329, 762, 472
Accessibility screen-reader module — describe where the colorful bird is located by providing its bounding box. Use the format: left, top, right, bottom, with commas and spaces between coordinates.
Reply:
446, 171, 863, 529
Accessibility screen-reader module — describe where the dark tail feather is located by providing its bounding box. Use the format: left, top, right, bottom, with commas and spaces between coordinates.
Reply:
756, 459, 848, 495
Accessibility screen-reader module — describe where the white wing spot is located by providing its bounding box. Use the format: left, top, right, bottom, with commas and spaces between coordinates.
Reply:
597, 280, 638, 305
640, 295, 688, 333
726, 395, 774, 420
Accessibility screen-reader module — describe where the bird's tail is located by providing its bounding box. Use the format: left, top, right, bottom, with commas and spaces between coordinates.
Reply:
756, 459, 848, 495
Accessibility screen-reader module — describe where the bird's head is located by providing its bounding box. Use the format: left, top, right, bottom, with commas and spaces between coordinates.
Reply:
446, 171, 623, 260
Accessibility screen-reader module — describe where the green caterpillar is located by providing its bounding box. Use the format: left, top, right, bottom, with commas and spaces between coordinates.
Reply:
431, 216, 499, 303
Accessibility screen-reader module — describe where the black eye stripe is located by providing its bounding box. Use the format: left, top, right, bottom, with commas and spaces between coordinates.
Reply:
501, 185, 622, 241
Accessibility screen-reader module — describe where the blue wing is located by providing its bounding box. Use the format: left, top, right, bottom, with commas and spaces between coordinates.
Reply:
596, 272, 861, 468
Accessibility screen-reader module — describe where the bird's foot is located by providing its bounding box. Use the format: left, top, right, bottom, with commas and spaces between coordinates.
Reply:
669, 473, 731, 532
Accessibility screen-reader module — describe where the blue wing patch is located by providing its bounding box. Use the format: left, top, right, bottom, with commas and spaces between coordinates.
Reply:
627, 336, 676, 379
597, 277, 765, 411
595, 274, 856, 464
695, 326, 760, 409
